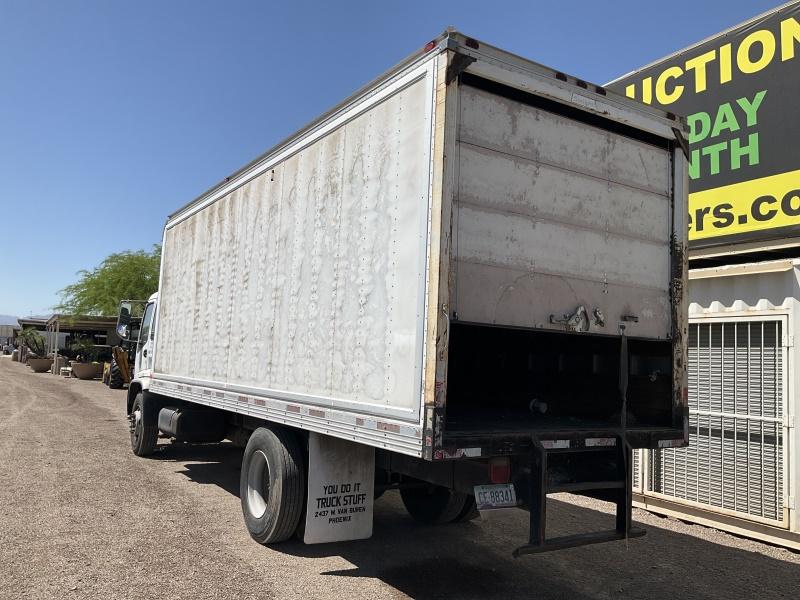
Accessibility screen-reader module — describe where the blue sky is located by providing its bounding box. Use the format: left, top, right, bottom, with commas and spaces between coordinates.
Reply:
0, 0, 781, 316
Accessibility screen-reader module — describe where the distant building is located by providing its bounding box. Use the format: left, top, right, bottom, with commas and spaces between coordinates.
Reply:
16, 314, 121, 353
0, 323, 19, 346
16, 316, 67, 350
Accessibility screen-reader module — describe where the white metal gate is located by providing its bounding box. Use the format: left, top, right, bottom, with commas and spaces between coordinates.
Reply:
644, 317, 788, 526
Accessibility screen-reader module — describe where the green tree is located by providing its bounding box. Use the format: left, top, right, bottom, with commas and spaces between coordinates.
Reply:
56, 245, 161, 316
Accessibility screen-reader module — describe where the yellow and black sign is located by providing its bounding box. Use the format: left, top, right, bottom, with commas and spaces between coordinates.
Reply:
608, 3, 800, 248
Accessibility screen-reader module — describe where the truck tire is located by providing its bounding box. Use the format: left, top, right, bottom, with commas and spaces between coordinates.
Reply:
240, 426, 305, 544
130, 392, 158, 456
108, 359, 124, 389
453, 495, 479, 522
400, 484, 471, 524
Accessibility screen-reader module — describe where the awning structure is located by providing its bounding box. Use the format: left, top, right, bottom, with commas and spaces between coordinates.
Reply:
17, 317, 48, 331
43, 314, 121, 372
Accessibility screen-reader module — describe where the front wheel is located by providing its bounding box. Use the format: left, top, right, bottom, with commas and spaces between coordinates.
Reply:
400, 483, 472, 524
108, 359, 124, 389
240, 426, 306, 544
129, 392, 158, 456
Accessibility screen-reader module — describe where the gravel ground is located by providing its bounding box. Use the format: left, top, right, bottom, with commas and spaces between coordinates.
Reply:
1, 357, 798, 600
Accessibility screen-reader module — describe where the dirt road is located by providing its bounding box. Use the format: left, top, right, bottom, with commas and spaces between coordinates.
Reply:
0, 357, 797, 599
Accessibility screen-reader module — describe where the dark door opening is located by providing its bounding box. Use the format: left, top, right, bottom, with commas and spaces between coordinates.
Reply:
445, 323, 673, 433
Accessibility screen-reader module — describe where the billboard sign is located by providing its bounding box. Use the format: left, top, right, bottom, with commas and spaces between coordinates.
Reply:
608, 3, 800, 248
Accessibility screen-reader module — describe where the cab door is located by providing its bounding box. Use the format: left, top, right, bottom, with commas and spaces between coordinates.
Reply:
135, 301, 156, 375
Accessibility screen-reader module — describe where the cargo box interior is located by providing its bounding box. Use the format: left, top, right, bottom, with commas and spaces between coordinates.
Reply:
444, 322, 674, 433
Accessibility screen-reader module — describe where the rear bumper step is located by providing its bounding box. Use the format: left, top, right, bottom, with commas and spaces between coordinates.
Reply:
514, 527, 646, 556
515, 435, 643, 557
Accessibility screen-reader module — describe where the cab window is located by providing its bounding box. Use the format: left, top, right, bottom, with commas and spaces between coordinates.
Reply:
139, 302, 155, 343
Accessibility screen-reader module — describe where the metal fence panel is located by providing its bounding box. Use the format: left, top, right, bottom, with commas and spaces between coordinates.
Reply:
647, 318, 786, 524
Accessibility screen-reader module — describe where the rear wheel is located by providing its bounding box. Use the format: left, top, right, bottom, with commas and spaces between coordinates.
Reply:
400, 483, 472, 524
129, 393, 158, 456
453, 495, 479, 522
240, 426, 305, 544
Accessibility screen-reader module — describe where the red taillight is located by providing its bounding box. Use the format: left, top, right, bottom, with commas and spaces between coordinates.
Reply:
423, 40, 436, 52
489, 457, 511, 484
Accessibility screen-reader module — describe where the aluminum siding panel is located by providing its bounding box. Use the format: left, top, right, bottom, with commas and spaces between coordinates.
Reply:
156, 72, 434, 428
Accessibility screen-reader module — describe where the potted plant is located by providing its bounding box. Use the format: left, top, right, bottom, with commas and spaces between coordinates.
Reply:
18, 328, 53, 373
70, 338, 105, 380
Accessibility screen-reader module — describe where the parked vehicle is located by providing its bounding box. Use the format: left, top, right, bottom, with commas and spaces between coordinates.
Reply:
120, 31, 689, 556
105, 300, 145, 389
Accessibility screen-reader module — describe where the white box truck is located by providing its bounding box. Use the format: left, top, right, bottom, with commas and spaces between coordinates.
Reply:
118, 30, 689, 556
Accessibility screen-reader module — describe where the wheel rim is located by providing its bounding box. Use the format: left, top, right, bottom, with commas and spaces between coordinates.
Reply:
131, 407, 142, 445
246, 450, 270, 519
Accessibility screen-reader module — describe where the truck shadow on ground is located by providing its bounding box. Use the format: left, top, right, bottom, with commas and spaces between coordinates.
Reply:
156, 440, 243, 496
159, 441, 799, 600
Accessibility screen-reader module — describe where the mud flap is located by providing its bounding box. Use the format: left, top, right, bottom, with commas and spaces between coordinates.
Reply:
303, 433, 375, 544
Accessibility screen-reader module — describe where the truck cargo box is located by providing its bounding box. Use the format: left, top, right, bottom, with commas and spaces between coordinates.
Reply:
148, 31, 689, 460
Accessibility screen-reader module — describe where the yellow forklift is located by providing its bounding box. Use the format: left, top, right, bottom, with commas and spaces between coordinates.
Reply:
103, 300, 146, 389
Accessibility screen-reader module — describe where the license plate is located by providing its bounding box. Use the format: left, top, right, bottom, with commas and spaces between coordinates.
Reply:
474, 484, 518, 510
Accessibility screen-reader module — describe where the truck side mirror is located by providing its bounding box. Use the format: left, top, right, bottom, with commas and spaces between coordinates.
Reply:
117, 303, 132, 340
